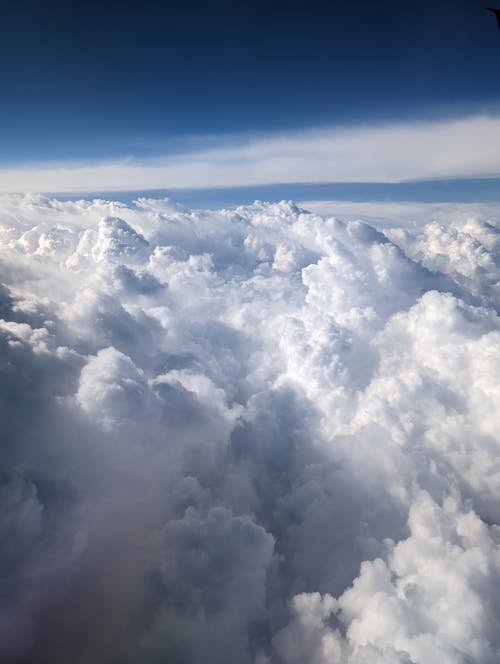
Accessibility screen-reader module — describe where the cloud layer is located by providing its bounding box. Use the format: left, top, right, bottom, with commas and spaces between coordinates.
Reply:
3, 115, 500, 193
0, 193, 499, 663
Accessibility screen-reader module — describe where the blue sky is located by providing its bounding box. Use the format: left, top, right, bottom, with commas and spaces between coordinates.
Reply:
2, 0, 500, 200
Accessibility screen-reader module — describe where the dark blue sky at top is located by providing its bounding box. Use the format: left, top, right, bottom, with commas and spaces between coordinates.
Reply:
1, 0, 500, 163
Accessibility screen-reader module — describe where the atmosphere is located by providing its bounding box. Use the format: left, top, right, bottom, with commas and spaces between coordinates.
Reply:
2, 0, 500, 183
2, 2, 500, 664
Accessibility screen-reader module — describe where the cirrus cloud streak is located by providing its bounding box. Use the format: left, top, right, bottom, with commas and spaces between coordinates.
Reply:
2, 115, 500, 193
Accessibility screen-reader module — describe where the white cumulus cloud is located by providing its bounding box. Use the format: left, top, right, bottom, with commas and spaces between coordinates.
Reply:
0, 193, 499, 662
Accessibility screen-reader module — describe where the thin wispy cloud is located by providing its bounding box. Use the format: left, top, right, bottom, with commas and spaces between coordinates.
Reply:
3, 114, 500, 193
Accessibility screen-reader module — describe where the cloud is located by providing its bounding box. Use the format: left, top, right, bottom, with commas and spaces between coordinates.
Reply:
298, 200, 500, 231
0, 193, 499, 662
274, 491, 500, 664
2, 115, 500, 193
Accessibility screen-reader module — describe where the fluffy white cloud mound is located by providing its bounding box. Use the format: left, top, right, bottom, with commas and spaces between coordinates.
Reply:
275, 492, 500, 664
0, 193, 499, 663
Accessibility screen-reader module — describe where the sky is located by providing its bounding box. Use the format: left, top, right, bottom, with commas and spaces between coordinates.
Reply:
2, 3, 500, 663
2, 0, 500, 199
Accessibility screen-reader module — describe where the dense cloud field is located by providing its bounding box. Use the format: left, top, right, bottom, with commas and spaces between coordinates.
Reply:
0, 194, 499, 663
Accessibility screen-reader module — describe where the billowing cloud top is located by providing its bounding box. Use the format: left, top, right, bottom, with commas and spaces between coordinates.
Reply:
0, 194, 499, 663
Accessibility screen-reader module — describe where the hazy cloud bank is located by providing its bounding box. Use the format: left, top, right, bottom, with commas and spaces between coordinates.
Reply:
2, 115, 500, 193
0, 194, 499, 663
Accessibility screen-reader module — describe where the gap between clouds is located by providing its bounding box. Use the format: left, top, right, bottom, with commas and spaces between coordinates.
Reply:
2, 114, 500, 193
